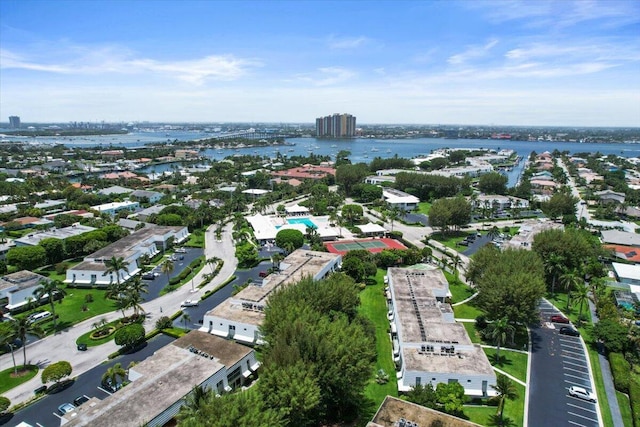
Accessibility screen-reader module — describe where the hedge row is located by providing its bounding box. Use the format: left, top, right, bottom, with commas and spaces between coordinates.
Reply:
167, 256, 205, 285
630, 375, 640, 427
609, 352, 630, 393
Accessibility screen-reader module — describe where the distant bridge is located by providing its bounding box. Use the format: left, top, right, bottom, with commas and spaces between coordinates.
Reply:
207, 130, 290, 141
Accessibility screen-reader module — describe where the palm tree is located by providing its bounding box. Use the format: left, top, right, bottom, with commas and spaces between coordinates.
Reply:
161, 259, 174, 283
0, 328, 18, 375
181, 312, 191, 331
571, 284, 590, 325
32, 279, 66, 332
103, 256, 129, 295
123, 288, 146, 317
102, 362, 127, 391
387, 206, 402, 232
488, 226, 500, 241
178, 385, 211, 422
128, 277, 149, 301
560, 269, 582, 311
544, 254, 565, 297
491, 373, 519, 425
10, 317, 44, 368
487, 317, 515, 363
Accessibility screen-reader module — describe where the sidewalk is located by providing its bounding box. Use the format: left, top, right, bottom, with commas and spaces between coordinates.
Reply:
1, 222, 238, 408
588, 299, 624, 427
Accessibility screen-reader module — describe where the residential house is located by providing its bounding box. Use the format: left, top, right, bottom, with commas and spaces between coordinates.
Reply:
14, 224, 96, 247
202, 250, 341, 345
594, 190, 626, 205
0, 270, 50, 312
130, 190, 163, 204
387, 267, 496, 396
270, 164, 336, 180
601, 230, 640, 248
91, 201, 140, 216
382, 188, 420, 211
97, 185, 133, 196
612, 263, 640, 286
65, 225, 188, 287
368, 396, 482, 427
61, 331, 259, 427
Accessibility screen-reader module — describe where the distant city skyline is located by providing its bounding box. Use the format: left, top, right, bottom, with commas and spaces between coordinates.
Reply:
1, 1, 639, 126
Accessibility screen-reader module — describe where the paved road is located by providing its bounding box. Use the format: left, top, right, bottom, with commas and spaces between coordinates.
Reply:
529, 300, 601, 427
5, 334, 175, 427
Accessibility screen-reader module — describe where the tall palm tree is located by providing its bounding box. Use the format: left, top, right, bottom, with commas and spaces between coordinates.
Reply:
491, 373, 519, 424
102, 362, 127, 391
560, 269, 582, 311
128, 277, 149, 301
103, 256, 129, 295
181, 312, 191, 331
487, 317, 515, 362
32, 279, 66, 332
544, 253, 565, 297
123, 288, 146, 317
571, 284, 590, 325
10, 317, 44, 368
0, 328, 18, 375
488, 226, 500, 241
161, 259, 174, 283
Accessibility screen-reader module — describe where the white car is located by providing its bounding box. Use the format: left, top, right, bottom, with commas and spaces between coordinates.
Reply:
568, 386, 596, 402
175, 248, 187, 253
181, 300, 199, 307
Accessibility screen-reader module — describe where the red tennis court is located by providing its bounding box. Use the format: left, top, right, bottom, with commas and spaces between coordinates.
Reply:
324, 238, 407, 255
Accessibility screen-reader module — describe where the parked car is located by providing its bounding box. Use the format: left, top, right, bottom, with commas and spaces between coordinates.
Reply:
559, 326, 580, 337
550, 315, 570, 324
73, 395, 90, 406
458, 240, 469, 246
258, 271, 268, 278
175, 248, 187, 253
28, 311, 52, 324
142, 272, 156, 280
181, 300, 199, 307
58, 403, 76, 415
568, 386, 596, 402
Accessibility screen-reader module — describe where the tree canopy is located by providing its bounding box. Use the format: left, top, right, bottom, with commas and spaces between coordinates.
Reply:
114, 323, 145, 348
428, 197, 472, 234
468, 246, 546, 324
41, 360, 72, 384
478, 172, 508, 195
275, 229, 304, 252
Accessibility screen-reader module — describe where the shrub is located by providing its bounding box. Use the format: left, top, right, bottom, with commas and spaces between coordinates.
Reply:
55, 262, 70, 275
609, 353, 630, 393
389, 230, 403, 239
0, 396, 10, 414
114, 323, 145, 348
475, 315, 488, 330
155, 316, 172, 330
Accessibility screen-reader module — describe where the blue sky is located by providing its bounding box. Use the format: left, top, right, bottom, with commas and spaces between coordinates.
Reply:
1, 0, 639, 126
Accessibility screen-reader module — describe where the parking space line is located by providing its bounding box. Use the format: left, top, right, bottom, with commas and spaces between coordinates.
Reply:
562, 366, 584, 374
562, 353, 586, 362
564, 372, 590, 381
568, 411, 598, 422
562, 350, 586, 358
568, 421, 588, 427
560, 342, 584, 350
98, 386, 112, 395
568, 403, 597, 414
563, 359, 586, 368
565, 379, 592, 388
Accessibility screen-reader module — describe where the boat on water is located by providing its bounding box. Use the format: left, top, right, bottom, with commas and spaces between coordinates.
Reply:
331, 144, 337, 148
386, 149, 392, 153
371, 147, 379, 152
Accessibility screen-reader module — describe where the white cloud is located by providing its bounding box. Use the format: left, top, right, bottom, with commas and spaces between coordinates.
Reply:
448, 39, 499, 65
328, 35, 369, 49
295, 66, 356, 86
0, 47, 260, 84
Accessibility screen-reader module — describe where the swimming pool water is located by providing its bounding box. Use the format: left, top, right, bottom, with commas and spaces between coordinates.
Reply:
287, 217, 317, 228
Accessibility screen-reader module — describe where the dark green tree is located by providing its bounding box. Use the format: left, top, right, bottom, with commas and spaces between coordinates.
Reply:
275, 229, 304, 251
41, 360, 72, 385
478, 172, 508, 195
114, 323, 144, 349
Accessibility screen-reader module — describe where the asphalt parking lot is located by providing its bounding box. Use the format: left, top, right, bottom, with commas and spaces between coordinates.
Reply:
528, 300, 600, 427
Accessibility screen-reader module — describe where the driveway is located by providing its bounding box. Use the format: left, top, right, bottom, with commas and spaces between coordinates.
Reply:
528, 299, 601, 427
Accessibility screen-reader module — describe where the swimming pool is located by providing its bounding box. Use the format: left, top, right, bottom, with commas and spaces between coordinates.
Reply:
287, 217, 317, 228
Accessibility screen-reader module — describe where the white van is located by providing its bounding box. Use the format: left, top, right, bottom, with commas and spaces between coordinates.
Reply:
28, 311, 52, 323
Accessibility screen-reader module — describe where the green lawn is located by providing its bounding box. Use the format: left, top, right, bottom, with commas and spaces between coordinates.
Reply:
483, 348, 528, 384
444, 272, 475, 303
461, 321, 482, 344
430, 231, 477, 251
464, 383, 525, 427
16, 287, 117, 335
453, 301, 484, 320
0, 364, 39, 394
359, 270, 398, 408
417, 202, 432, 216
616, 390, 634, 427
185, 230, 205, 248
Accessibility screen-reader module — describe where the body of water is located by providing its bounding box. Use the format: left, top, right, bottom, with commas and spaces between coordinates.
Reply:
5, 131, 640, 187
